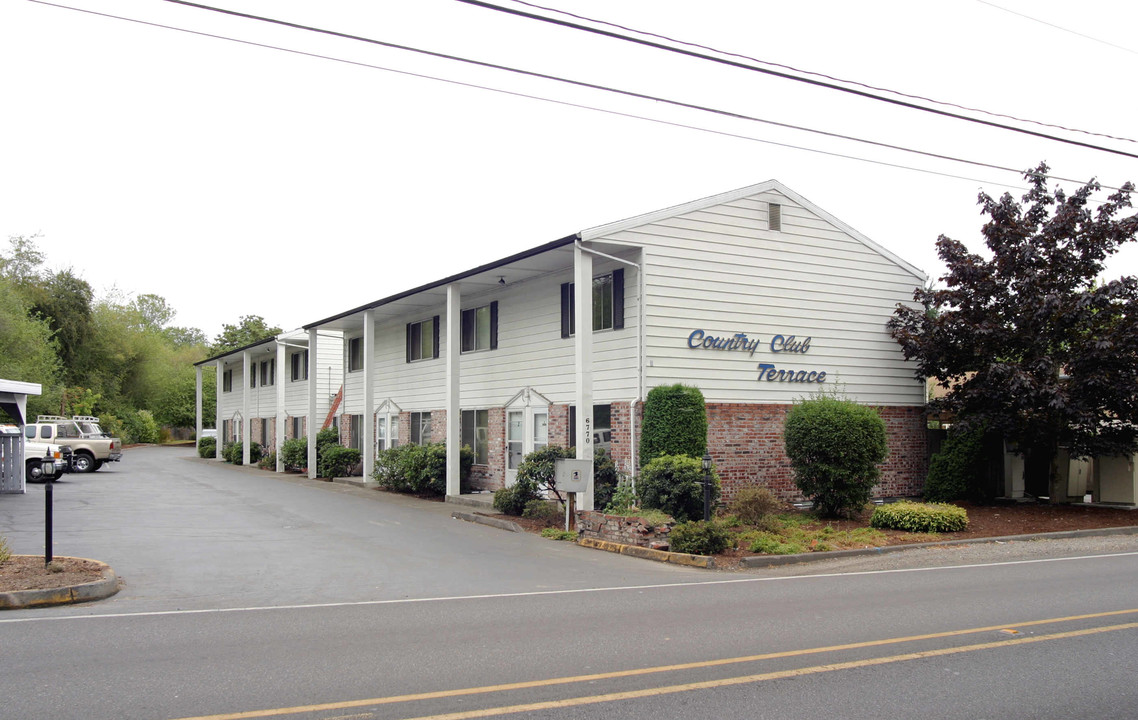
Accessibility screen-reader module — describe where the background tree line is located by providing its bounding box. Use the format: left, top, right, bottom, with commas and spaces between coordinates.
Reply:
0, 235, 279, 442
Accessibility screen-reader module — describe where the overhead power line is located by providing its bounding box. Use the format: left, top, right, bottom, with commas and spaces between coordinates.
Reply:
976, 0, 1138, 56
447, 0, 1138, 160
24, 0, 1128, 193
500, 0, 1138, 145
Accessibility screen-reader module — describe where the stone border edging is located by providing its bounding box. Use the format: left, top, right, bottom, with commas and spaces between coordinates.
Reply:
0, 557, 120, 610
740, 525, 1138, 568
451, 511, 523, 533
577, 537, 714, 568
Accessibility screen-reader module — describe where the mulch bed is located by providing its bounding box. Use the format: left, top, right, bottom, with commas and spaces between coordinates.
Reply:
0, 556, 106, 593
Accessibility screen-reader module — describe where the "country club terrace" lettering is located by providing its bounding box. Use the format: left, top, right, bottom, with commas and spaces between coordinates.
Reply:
686, 329, 827, 383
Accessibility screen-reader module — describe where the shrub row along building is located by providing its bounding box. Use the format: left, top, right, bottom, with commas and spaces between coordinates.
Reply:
194, 180, 929, 507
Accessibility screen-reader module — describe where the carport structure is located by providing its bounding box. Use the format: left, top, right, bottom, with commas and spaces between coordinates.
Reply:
0, 378, 42, 494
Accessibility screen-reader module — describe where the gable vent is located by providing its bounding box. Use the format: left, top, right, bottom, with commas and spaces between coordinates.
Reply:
768, 202, 782, 232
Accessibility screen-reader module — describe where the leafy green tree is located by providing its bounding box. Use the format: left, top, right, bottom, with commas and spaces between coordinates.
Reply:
210, 315, 281, 355
26, 268, 94, 384
0, 273, 60, 388
0, 234, 46, 287
888, 164, 1138, 496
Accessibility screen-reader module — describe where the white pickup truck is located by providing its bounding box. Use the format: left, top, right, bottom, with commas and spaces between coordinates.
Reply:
25, 415, 122, 473
0, 424, 71, 481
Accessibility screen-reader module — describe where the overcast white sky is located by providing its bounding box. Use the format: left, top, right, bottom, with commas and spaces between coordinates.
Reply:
3, 0, 1136, 340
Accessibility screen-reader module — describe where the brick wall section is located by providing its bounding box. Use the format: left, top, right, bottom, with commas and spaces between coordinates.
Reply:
707, 402, 927, 505
576, 510, 673, 549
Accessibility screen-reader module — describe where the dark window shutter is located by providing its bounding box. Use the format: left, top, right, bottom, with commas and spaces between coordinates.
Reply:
490, 301, 499, 350
612, 268, 625, 330
405, 322, 412, 364
560, 282, 572, 338
432, 315, 440, 359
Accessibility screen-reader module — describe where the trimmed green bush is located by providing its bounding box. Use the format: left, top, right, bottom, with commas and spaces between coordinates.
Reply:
637, 454, 719, 523
870, 501, 969, 533
280, 437, 307, 471
640, 384, 707, 467
197, 436, 216, 458
783, 394, 888, 518
924, 425, 987, 502
732, 487, 782, 525
258, 451, 276, 470
318, 445, 360, 478
122, 409, 160, 444
523, 499, 561, 522
372, 442, 473, 494
222, 441, 240, 464
669, 520, 731, 555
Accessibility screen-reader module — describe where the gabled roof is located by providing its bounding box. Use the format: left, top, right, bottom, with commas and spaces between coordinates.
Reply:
580, 179, 927, 282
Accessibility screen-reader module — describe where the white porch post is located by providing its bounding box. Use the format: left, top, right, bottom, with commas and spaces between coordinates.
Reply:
275, 341, 286, 473
445, 283, 461, 497
215, 362, 223, 459
195, 365, 203, 447
307, 328, 318, 480
242, 350, 251, 466
363, 309, 376, 483
574, 244, 595, 510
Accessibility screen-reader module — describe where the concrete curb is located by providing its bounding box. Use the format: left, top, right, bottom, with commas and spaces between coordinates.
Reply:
740, 525, 1138, 568
451, 511, 523, 533
577, 537, 715, 568
0, 557, 120, 610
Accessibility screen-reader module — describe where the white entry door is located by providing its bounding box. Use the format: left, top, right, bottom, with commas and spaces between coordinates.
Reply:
504, 406, 549, 487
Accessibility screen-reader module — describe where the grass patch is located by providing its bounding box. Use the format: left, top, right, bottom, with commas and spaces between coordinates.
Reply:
726, 513, 896, 555
540, 528, 577, 541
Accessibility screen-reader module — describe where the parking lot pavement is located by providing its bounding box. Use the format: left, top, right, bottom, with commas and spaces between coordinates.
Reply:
0, 445, 705, 614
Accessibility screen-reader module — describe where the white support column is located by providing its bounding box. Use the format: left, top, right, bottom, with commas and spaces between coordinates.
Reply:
445, 283, 461, 497
275, 341, 286, 473
195, 365, 203, 447
307, 328, 318, 480
363, 309, 376, 483
215, 362, 223, 459
242, 350, 252, 467
574, 245, 595, 511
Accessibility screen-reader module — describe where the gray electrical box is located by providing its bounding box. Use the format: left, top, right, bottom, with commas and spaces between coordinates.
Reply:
554, 459, 592, 493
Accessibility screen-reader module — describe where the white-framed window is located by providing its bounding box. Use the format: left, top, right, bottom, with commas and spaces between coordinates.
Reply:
250, 366, 257, 388
222, 369, 233, 393
290, 350, 308, 381
290, 416, 303, 440
461, 302, 497, 353
406, 317, 439, 362
410, 411, 432, 445
560, 269, 624, 337
348, 337, 363, 372
461, 409, 489, 465
260, 359, 275, 386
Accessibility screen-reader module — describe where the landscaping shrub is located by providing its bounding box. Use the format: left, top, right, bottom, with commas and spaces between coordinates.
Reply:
318, 445, 360, 479
493, 475, 539, 516
604, 476, 637, 514
592, 447, 620, 511
0, 535, 11, 564
637, 454, 719, 523
732, 487, 782, 525
222, 441, 239, 464
258, 451, 276, 470
640, 384, 708, 467
924, 425, 987, 502
783, 394, 888, 518
669, 520, 731, 555
197, 436, 216, 459
280, 437, 307, 471
523, 499, 561, 523
870, 501, 969, 533
122, 409, 160, 444
372, 443, 472, 494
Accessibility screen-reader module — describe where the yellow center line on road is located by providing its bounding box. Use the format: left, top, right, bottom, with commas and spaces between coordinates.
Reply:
398, 621, 1138, 720
168, 608, 1138, 720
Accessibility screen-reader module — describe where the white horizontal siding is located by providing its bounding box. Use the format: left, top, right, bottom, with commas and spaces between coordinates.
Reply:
606, 190, 924, 406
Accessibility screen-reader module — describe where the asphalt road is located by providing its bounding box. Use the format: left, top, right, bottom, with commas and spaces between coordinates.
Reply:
2, 446, 1137, 719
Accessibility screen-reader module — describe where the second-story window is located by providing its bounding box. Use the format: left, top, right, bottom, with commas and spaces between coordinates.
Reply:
461, 302, 498, 353
290, 350, 308, 381
406, 316, 440, 363
560, 269, 624, 337
348, 337, 363, 372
